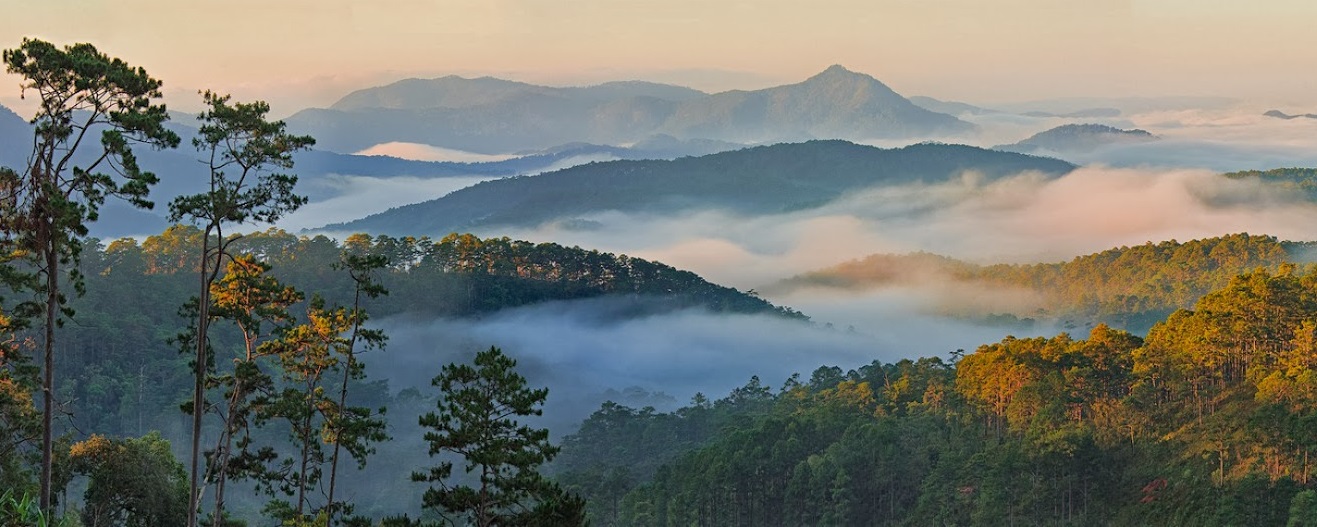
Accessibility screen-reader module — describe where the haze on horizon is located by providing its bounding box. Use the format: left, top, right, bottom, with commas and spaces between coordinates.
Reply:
2, 0, 1317, 119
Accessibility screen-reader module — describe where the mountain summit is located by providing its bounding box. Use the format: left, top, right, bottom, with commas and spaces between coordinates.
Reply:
286, 67, 973, 154
656, 65, 968, 142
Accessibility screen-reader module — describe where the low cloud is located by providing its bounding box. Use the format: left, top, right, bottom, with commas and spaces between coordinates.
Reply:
280, 174, 494, 232
367, 296, 1028, 430
473, 165, 1317, 293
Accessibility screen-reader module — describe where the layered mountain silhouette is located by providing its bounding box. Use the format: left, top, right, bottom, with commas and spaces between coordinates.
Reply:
1263, 109, 1317, 120
331, 77, 708, 111
994, 124, 1157, 155
286, 66, 974, 154
908, 96, 999, 116
0, 103, 29, 168
322, 140, 1073, 236
0, 103, 616, 237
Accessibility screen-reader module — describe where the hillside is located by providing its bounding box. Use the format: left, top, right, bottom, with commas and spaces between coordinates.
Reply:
0, 103, 30, 168
62, 227, 803, 437
559, 267, 1317, 525
995, 123, 1158, 154
324, 140, 1076, 236
775, 233, 1316, 332
652, 65, 972, 143
1221, 167, 1317, 201
908, 95, 999, 116
286, 66, 974, 154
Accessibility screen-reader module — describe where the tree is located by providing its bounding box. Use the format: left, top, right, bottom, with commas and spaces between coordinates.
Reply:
412, 346, 584, 526
1, 37, 180, 511
168, 91, 312, 527
0, 317, 38, 494
69, 432, 188, 527
260, 296, 350, 523
194, 255, 300, 526
324, 252, 390, 525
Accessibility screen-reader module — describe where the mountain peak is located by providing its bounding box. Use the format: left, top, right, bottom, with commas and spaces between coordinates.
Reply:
800, 64, 890, 90
810, 64, 863, 80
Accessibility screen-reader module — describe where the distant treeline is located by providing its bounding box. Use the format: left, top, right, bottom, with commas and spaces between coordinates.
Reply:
779, 233, 1316, 333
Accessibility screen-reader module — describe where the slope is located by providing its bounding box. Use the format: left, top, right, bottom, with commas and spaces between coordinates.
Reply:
776, 233, 1316, 332
286, 66, 974, 154
324, 140, 1076, 236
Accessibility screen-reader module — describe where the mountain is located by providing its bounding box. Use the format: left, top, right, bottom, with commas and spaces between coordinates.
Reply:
651, 65, 972, 142
908, 96, 999, 116
286, 66, 974, 154
994, 123, 1157, 154
332, 76, 707, 111
992, 96, 1237, 115
323, 140, 1075, 236
0, 103, 751, 237
0, 103, 30, 168
1263, 109, 1317, 120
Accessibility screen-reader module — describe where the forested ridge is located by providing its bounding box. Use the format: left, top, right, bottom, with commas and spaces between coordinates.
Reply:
0, 226, 794, 524
328, 140, 1076, 235
558, 266, 1317, 526
778, 233, 1314, 332
55, 227, 797, 439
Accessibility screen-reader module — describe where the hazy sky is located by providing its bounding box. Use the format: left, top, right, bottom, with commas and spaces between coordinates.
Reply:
2, 0, 1316, 117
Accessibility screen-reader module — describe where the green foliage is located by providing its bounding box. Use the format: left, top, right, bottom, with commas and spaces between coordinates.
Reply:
69, 432, 188, 527
0, 326, 39, 493
168, 90, 313, 228
0, 490, 45, 527
412, 347, 584, 527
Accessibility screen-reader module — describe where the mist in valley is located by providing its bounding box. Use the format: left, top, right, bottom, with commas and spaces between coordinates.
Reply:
298, 103, 1317, 421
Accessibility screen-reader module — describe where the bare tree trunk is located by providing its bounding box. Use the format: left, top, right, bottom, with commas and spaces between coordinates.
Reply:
327, 283, 365, 525
189, 235, 217, 527
39, 235, 56, 514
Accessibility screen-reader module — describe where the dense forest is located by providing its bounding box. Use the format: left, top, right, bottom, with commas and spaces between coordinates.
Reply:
777, 233, 1314, 332
557, 266, 1317, 526
0, 227, 792, 524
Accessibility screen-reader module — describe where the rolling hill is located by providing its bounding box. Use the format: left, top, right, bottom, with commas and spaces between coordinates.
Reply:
323, 140, 1075, 236
994, 123, 1158, 155
773, 233, 1316, 332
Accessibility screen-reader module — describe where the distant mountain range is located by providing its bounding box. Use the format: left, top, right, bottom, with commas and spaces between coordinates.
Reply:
0, 103, 638, 237
908, 96, 1125, 119
994, 124, 1158, 155
1263, 110, 1317, 120
286, 65, 975, 154
331, 77, 709, 111
0, 103, 28, 165
323, 140, 1075, 236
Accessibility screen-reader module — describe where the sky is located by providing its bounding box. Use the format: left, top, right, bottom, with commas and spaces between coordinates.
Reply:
2, 0, 1317, 118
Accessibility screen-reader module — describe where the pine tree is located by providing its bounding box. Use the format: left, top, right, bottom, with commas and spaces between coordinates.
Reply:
412, 346, 584, 526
